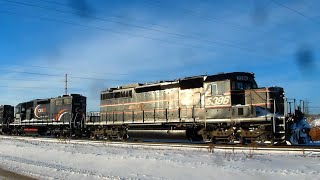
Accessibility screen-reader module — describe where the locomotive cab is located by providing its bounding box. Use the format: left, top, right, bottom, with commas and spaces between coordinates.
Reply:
225, 73, 285, 118
230, 74, 257, 106
15, 101, 33, 123
201, 72, 288, 144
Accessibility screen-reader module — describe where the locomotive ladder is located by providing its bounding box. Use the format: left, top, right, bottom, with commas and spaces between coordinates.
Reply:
271, 99, 286, 145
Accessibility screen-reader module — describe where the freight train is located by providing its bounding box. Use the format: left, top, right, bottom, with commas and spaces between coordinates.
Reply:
0, 72, 311, 145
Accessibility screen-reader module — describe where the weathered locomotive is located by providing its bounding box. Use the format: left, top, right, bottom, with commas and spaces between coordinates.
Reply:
0, 72, 311, 145
87, 72, 310, 145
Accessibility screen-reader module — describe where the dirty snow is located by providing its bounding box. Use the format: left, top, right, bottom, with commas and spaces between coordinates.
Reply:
0, 136, 319, 180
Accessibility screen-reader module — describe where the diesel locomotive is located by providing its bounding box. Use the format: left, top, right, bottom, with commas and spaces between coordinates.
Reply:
87, 72, 310, 145
0, 72, 311, 145
0, 94, 86, 136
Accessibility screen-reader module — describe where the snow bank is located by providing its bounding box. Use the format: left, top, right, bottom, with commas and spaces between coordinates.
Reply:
0, 136, 319, 180
311, 119, 320, 127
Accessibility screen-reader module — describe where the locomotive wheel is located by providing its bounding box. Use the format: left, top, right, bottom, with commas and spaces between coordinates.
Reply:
240, 137, 247, 145
117, 133, 128, 141
227, 135, 236, 144
211, 137, 217, 144
104, 134, 111, 141
188, 127, 204, 142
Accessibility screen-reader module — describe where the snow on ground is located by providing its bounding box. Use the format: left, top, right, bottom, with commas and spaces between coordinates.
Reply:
311, 119, 320, 127
0, 137, 319, 180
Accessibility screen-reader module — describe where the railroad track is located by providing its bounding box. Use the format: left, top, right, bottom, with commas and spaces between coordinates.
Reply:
1, 135, 320, 155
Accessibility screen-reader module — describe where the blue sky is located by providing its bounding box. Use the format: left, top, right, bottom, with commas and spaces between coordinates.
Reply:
0, 0, 319, 112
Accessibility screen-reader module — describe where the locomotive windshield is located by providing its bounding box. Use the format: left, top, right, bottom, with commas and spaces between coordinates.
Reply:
15, 107, 20, 113
234, 81, 257, 90
231, 76, 257, 90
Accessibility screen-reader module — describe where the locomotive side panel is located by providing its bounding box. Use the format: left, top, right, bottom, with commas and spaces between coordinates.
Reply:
100, 83, 185, 124
179, 88, 202, 122
51, 96, 73, 123
244, 87, 284, 117
204, 80, 232, 119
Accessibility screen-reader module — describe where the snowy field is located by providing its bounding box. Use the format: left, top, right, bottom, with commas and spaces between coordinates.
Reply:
0, 136, 319, 180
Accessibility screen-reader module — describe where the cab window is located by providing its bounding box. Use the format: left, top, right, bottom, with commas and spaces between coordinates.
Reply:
211, 83, 218, 95
63, 98, 72, 105
236, 82, 244, 89
56, 100, 63, 106
234, 81, 252, 90
211, 82, 227, 95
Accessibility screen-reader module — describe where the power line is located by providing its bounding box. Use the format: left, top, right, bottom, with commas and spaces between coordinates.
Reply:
147, 0, 313, 49
144, 0, 251, 32
7, 64, 177, 78
33, 0, 254, 35
6, 70, 62, 77
1, 69, 139, 82
0, 77, 64, 82
32, 0, 171, 30
271, 0, 320, 25
21, 65, 132, 76
1, 67, 209, 85
70, 76, 137, 83
0, 85, 79, 90
0, 9, 213, 51
36, 0, 272, 52
0, 0, 253, 51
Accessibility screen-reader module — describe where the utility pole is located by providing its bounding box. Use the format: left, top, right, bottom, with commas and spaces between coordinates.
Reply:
65, 74, 68, 95
305, 100, 310, 115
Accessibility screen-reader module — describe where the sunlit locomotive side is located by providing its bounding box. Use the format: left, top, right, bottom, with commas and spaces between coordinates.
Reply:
90, 72, 309, 144
12, 94, 86, 136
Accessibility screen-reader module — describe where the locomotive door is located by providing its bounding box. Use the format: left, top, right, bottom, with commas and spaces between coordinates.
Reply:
24, 101, 34, 121
26, 108, 34, 120
193, 92, 205, 119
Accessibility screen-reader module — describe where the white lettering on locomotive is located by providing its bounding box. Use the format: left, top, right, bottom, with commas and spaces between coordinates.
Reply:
38, 108, 46, 113
236, 76, 248, 81
206, 96, 230, 106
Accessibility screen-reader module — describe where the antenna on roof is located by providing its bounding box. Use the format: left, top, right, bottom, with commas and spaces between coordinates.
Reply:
65, 74, 68, 95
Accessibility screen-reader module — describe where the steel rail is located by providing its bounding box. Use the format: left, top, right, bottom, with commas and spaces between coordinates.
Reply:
1, 135, 319, 154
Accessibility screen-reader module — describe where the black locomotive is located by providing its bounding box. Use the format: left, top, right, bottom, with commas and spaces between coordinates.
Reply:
0, 105, 14, 134
0, 72, 311, 145
9, 94, 86, 136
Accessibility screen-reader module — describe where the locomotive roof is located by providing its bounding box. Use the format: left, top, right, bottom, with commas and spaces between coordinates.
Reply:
15, 94, 83, 106
103, 72, 255, 92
